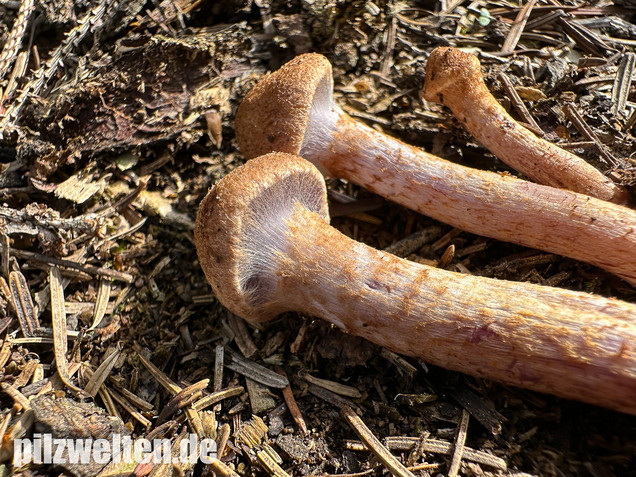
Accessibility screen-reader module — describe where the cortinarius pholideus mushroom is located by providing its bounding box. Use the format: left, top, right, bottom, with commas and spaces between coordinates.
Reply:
234, 53, 636, 286
422, 47, 630, 204
195, 152, 636, 415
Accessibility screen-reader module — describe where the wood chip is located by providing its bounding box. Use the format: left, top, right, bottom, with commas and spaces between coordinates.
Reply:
0, 339, 11, 369
13, 358, 39, 388
450, 386, 505, 435
0, 232, 9, 279
54, 170, 107, 204
213, 343, 224, 412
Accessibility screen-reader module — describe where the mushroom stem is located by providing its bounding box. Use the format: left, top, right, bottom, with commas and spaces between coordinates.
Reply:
422, 47, 630, 204
195, 153, 636, 415
235, 53, 636, 286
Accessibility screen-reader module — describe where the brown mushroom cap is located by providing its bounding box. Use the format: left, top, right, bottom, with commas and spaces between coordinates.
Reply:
194, 152, 330, 322
423, 47, 484, 103
235, 53, 334, 159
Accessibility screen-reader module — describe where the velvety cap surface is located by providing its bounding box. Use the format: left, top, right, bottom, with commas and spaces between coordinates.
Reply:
194, 152, 329, 322
423, 47, 482, 102
235, 53, 333, 159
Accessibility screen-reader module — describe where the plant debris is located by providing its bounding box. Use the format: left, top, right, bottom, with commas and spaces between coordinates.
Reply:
0, 0, 635, 476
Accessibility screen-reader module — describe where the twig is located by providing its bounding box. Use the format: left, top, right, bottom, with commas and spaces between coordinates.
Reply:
156, 379, 210, 425
341, 405, 416, 477
135, 347, 206, 437
192, 385, 244, 411
225, 348, 289, 389
498, 72, 542, 133
84, 346, 122, 397
562, 103, 620, 167
557, 16, 617, 56
49, 267, 87, 396
383, 226, 443, 257
276, 366, 309, 435
611, 52, 635, 116
0, 383, 30, 410
383, 436, 507, 470
107, 386, 152, 427
501, 0, 537, 54
448, 410, 470, 477
10, 248, 134, 283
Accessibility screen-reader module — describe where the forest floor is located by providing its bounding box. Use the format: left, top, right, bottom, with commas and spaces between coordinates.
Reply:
0, 0, 635, 476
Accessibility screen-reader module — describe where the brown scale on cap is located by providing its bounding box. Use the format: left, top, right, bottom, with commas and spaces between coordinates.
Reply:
195, 152, 636, 415
234, 53, 636, 286
423, 46, 630, 205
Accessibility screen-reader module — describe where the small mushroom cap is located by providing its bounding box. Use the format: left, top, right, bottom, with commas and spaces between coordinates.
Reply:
194, 152, 330, 323
235, 53, 333, 159
422, 47, 483, 103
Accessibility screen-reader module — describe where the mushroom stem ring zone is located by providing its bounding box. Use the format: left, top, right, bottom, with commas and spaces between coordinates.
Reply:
195, 153, 636, 415
234, 53, 636, 286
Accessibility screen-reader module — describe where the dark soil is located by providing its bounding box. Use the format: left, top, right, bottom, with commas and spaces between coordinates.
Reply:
0, 1, 635, 476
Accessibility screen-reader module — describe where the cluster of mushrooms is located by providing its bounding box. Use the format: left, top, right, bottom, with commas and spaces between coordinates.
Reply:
194, 48, 636, 415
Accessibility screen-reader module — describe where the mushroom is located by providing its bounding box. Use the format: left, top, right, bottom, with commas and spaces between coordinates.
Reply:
234, 53, 636, 286
422, 47, 630, 204
195, 152, 636, 415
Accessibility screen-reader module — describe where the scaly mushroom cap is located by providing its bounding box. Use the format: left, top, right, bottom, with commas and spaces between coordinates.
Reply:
235, 53, 334, 159
423, 47, 483, 103
194, 152, 330, 322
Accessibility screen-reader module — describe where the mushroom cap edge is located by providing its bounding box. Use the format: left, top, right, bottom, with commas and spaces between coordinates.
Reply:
235, 53, 334, 160
194, 152, 329, 322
